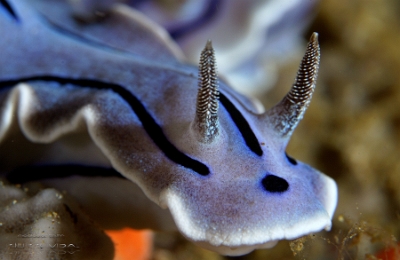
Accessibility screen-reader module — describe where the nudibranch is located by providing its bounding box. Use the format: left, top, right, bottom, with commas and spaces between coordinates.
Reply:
0, 0, 337, 256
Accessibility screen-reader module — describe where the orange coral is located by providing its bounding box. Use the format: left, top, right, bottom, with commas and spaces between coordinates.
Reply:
105, 228, 153, 260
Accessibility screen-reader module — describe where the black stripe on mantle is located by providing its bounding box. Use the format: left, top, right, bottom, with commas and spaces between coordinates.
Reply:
0, 75, 263, 176
6, 164, 125, 184
0, 0, 19, 22
0, 76, 211, 175
219, 94, 263, 156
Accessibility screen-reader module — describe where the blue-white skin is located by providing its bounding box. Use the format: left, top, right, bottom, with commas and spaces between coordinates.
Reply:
0, 0, 337, 256
67, 0, 319, 95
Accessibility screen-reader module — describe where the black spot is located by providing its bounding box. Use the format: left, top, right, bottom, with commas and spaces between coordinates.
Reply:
286, 153, 298, 165
261, 174, 289, 193
0, 0, 19, 21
